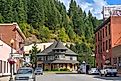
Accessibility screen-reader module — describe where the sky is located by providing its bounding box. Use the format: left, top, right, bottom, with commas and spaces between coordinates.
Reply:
59, 0, 121, 19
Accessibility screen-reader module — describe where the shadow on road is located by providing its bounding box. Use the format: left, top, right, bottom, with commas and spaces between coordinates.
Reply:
56, 72, 79, 74
93, 75, 121, 81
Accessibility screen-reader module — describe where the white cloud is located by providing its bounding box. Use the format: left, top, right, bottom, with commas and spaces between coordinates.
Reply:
59, 0, 109, 20
77, 0, 108, 19
58, 0, 71, 10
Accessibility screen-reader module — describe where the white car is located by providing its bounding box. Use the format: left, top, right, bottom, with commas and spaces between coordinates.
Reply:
15, 67, 36, 81
100, 66, 117, 77
34, 67, 43, 75
88, 68, 99, 75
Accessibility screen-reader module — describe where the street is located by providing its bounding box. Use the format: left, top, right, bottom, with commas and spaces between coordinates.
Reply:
36, 74, 121, 81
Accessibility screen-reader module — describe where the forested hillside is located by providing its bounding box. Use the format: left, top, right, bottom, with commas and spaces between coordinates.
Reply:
0, 0, 102, 65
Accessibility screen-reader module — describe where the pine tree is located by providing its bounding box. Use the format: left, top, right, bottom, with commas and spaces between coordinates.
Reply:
30, 43, 38, 69
1, 0, 14, 22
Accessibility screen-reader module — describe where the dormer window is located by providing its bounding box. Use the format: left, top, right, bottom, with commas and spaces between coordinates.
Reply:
55, 55, 59, 59
57, 49, 59, 52
70, 56, 73, 60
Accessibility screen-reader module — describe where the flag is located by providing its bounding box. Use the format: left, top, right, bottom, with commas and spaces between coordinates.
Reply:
17, 47, 24, 54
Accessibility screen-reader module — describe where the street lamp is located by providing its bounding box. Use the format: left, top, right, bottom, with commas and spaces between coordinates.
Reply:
105, 50, 110, 65
8, 39, 15, 81
91, 54, 95, 67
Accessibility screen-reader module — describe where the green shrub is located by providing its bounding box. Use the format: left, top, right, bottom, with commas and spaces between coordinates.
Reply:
45, 69, 49, 71
59, 68, 70, 71
63, 68, 70, 71
52, 68, 59, 71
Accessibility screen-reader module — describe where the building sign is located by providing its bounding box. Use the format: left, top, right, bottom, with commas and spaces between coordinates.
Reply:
102, 5, 121, 20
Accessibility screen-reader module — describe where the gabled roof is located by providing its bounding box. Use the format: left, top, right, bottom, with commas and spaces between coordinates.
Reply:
39, 41, 78, 56
53, 40, 67, 50
0, 23, 26, 40
42, 41, 57, 53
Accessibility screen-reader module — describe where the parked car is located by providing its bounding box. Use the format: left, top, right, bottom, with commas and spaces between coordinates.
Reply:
77, 64, 90, 74
99, 66, 117, 77
14, 67, 36, 81
88, 68, 99, 75
34, 67, 43, 75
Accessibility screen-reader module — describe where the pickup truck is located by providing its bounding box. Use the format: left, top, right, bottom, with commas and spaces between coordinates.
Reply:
99, 66, 117, 77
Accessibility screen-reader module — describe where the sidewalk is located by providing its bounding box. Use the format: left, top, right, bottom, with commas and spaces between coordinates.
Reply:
0, 75, 15, 81
0, 76, 10, 81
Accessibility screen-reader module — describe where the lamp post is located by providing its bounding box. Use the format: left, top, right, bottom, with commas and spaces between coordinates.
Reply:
8, 39, 15, 81
91, 54, 95, 67
105, 50, 110, 65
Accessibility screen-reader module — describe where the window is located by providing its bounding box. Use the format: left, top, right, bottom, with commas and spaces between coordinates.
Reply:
106, 40, 108, 50
38, 57, 42, 61
98, 45, 99, 54
4, 61, 6, 73
70, 56, 73, 60
0, 60, 2, 73
109, 39, 111, 49
103, 28, 104, 38
100, 30, 102, 40
101, 43, 102, 53
70, 64, 72, 68
103, 42, 105, 51
98, 32, 99, 41
46, 56, 48, 60
108, 24, 111, 35
7, 62, 8, 73
105, 26, 107, 36
55, 55, 59, 59
57, 49, 59, 52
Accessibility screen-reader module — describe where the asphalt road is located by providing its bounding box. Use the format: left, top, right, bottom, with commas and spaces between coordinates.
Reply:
36, 74, 121, 81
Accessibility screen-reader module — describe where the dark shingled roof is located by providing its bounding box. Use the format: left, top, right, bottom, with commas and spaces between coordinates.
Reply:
53, 40, 67, 50
42, 41, 57, 53
39, 41, 78, 56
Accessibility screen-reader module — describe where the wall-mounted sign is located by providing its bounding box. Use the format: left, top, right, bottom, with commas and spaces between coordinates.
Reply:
102, 5, 121, 20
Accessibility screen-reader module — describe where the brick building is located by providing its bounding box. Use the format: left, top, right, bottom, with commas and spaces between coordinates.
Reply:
0, 23, 26, 74
0, 23, 26, 50
95, 16, 121, 69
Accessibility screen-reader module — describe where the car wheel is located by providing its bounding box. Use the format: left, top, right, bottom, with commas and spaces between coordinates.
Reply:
99, 73, 102, 76
34, 77, 36, 81
114, 74, 117, 77
104, 73, 107, 77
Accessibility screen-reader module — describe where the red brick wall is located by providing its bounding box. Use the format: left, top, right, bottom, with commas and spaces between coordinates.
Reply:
95, 16, 121, 68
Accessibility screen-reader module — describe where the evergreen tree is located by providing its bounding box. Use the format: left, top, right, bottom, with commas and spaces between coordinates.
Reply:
1, 0, 14, 22
30, 43, 38, 69
27, 0, 45, 28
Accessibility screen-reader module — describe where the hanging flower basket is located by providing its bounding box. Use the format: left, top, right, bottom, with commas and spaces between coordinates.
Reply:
8, 58, 16, 64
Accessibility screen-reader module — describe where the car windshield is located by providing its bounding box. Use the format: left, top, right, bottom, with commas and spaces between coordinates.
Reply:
17, 69, 33, 74
104, 67, 115, 69
35, 68, 42, 70
91, 68, 97, 70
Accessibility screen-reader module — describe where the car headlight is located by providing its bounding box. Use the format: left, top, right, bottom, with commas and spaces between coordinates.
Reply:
15, 77, 19, 80
106, 70, 108, 72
